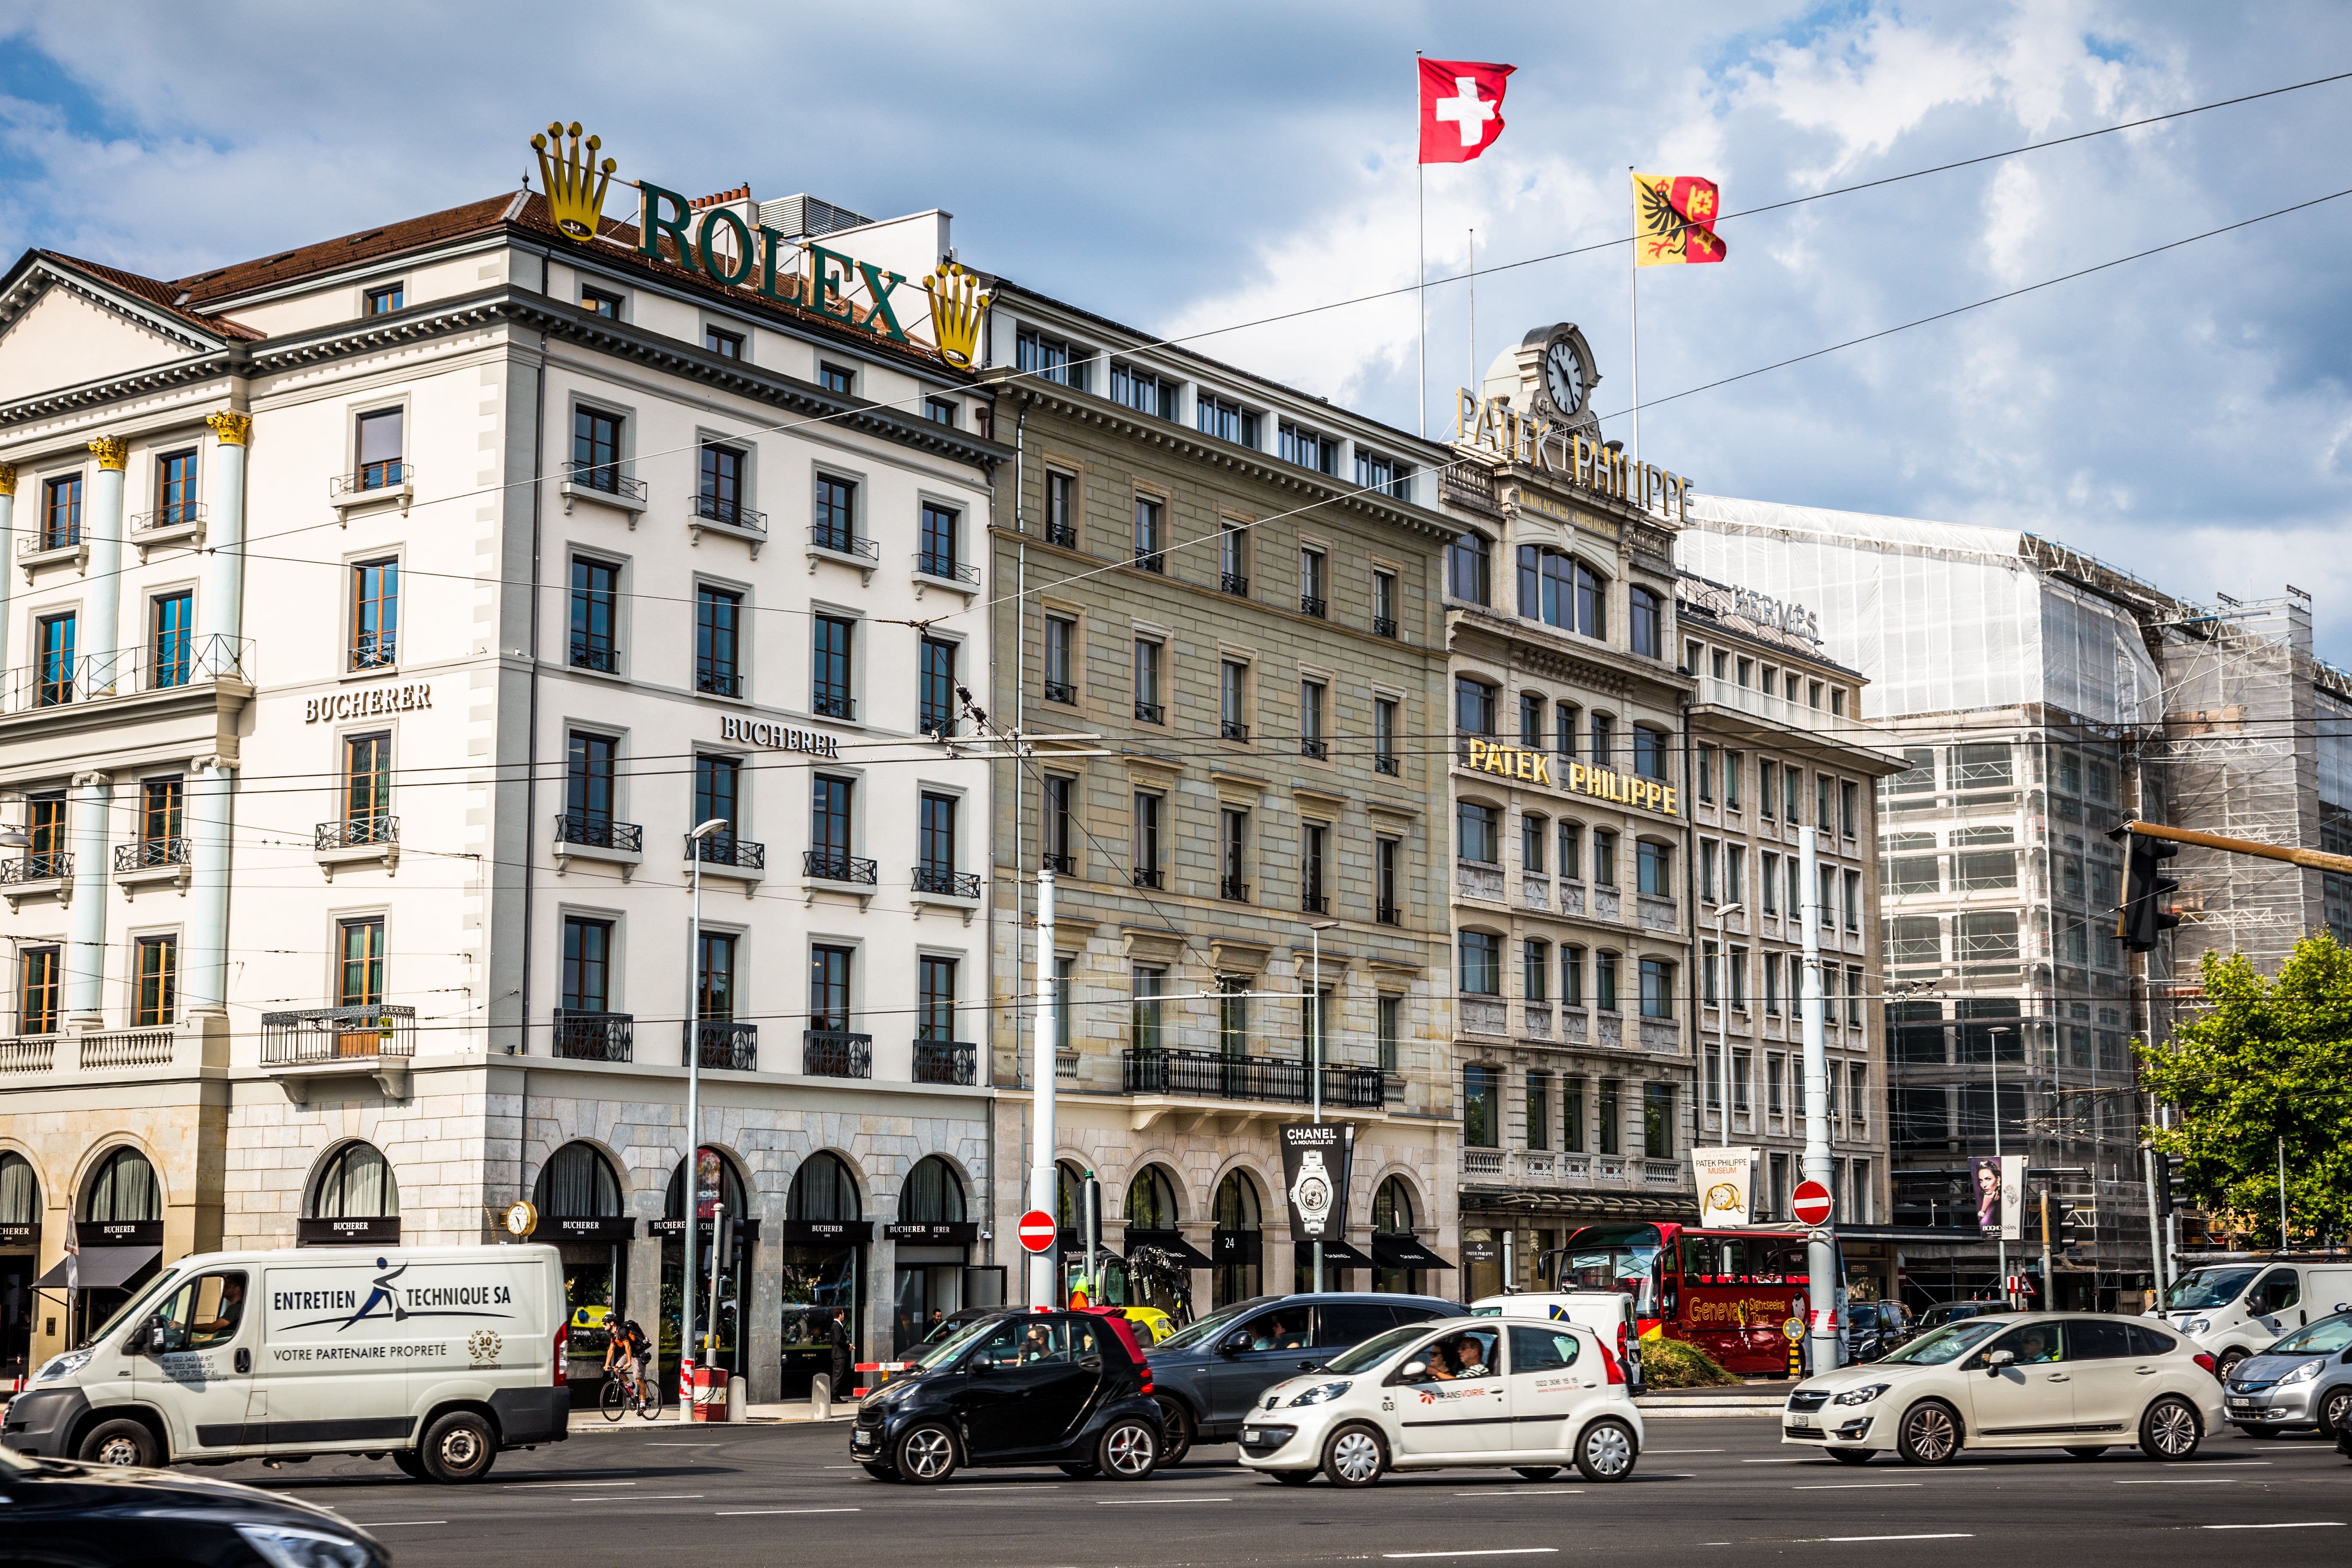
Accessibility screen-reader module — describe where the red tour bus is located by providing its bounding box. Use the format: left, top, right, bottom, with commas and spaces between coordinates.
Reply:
1545, 1222, 1844, 1376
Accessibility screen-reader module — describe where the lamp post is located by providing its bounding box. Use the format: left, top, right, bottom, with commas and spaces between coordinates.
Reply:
1712, 903, 1742, 1138
680, 816, 728, 1421
1306, 916, 1341, 1292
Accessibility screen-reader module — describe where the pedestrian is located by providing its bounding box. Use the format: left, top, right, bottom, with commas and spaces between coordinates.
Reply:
828, 1308, 854, 1397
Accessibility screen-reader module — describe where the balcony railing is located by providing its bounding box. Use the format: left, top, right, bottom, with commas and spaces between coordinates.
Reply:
1121, 1047, 1385, 1108
693, 835, 765, 870
131, 501, 206, 534
22, 524, 82, 555
812, 690, 855, 720
80, 1030, 174, 1071
804, 1029, 873, 1078
1135, 699, 1164, 724
913, 1039, 977, 1086
1375, 754, 1401, 777
805, 849, 877, 884
1372, 615, 1399, 639
351, 632, 398, 671
695, 665, 742, 697
1132, 548, 1165, 574
691, 493, 767, 535
0, 633, 253, 714
0, 1036, 58, 1074
566, 460, 649, 503
1219, 876, 1250, 903
317, 816, 397, 850
1046, 519, 1079, 549
557, 814, 642, 853
686, 1019, 759, 1071
1041, 851, 1075, 874
1376, 900, 1402, 926
330, 461, 414, 496
1440, 462, 1499, 517
1220, 720, 1249, 741
809, 523, 879, 560
1302, 889, 1330, 916
0, 852, 71, 884
1133, 867, 1164, 889
552, 1008, 633, 1062
1299, 594, 1327, 619
1220, 572, 1249, 596
1043, 679, 1077, 704
115, 838, 191, 872
914, 551, 979, 585
260, 1004, 417, 1064
912, 866, 981, 898
569, 637, 621, 673
1301, 736, 1329, 760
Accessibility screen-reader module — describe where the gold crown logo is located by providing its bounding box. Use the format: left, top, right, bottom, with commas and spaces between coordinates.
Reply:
923, 262, 992, 369
532, 121, 616, 242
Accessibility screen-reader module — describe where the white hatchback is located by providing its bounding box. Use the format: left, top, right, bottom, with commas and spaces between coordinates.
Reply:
1782, 1311, 2226, 1466
1236, 1314, 1644, 1486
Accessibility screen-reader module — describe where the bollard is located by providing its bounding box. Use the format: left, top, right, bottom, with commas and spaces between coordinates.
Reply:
727, 1375, 746, 1424
811, 1371, 832, 1421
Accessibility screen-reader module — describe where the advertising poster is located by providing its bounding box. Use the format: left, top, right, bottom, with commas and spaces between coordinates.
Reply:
696, 1146, 723, 1220
1278, 1123, 1356, 1244
1691, 1148, 1758, 1227
1972, 1154, 2024, 1241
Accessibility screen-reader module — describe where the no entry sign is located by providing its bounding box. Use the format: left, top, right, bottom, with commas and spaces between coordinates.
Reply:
1017, 1209, 1059, 1253
1791, 1179, 1834, 1228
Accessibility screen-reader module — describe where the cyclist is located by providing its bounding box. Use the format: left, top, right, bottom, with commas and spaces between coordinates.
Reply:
604, 1316, 653, 1406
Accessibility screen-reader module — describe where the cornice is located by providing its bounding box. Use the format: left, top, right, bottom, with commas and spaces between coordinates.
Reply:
0, 263, 224, 355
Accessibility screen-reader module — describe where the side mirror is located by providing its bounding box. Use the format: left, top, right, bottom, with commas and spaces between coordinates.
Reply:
1400, 1360, 1428, 1379
144, 1318, 168, 1355
1219, 1331, 1252, 1356
1986, 1349, 2015, 1373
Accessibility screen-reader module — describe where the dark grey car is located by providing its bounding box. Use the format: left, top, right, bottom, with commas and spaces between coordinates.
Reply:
1144, 1292, 1467, 1463
2223, 1310, 2352, 1437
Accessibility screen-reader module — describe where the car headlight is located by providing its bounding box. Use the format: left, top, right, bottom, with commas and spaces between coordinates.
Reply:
1833, 1383, 1891, 1407
35, 1350, 91, 1383
2184, 1318, 2210, 1336
234, 1525, 374, 1568
2277, 1359, 2324, 1387
1286, 1381, 1354, 1408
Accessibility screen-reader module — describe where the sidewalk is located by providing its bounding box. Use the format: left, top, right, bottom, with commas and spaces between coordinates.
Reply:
567, 1401, 854, 1432
1633, 1381, 1793, 1418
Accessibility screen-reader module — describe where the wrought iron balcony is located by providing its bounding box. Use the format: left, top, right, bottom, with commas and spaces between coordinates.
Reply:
920, 710, 957, 739
914, 551, 979, 584
1220, 572, 1250, 596
351, 633, 398, 671
1299, 594, 1327, 619
695, 665, 742, 697
1301, 736, 1329, 760
552, 1008, 633, 1062
1135, 699, 1164, 724
812, 690, 855, 720
1132, 548, 1166, 574
259, 1004, 416, 1064
803, 1029, 873, 1078
692, 835, 765, 870
808, 523, 878, 560
1373, 615, 1399, 639
569, 636, 620, 674
1220, 720, 1250, 741
804, 849, 877, 885
1121, 1047, 1385, 1108
1046, 519, 1079, 549
1133, 867, 1163, 890
1220, 876, 1250, 903
0, 852, 70, 883
912, 866, 981, 898
331, 461, 413, 497
691, 493, 767, 534
21, 523, 81, 554
1, 633, 253, 713
1301, 889, 1330, 916
131, 501, 207, 533
1041, 851, 1075, 875
913, 1039, 977, 1086
566, 460, 648, 502
687, 1019, 758, 1071
316, 816, 397, 850
1375, 754, 1401, 776
1043, 679, 1077, 704
115, 837, 190, 872
1377, 900, 1402, 926
557, 813, 642, 853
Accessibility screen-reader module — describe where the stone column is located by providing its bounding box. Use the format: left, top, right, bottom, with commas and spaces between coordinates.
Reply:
83, 438, 127, 689
184, 758, 235, 1018
201, 412, 250, 649
0, 465, 16, 672
65, 770, 111, 1025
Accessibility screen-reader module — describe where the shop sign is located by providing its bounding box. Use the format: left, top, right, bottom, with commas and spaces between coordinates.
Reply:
304, 682, 431, 723
718, 714, 840, 756
548, 1216, 638, 1242
778, 1219, 874, 1243
1462, 738, 1680, 817
0, 1221, 38, 1245
296, 1216, 401, 1246
883, 1221, 978, 1244
1728, 586, 1820, 643
76, 1219, 163, 1247
1692, 1147, 1757, 1228
1454, 388, 1693, 524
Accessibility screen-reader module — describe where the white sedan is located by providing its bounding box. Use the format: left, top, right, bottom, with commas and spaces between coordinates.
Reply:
1236, 1314, 1644, 1486
1784, 1311, 2226, 1464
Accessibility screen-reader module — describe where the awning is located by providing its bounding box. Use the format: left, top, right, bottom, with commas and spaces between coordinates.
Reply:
1123, 1230, 1218, 1269
1303, 1237, 1374, 1269
34, 1245, 160, 1291
1372, 1236, 1454, 1271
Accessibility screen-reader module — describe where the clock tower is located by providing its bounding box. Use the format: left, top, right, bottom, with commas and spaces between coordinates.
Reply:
1478, 323, 1603, 445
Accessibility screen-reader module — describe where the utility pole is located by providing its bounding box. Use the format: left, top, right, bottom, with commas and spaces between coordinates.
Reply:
1029, 867, 1059, 1308
2039, 1188, 2054, 1312
1307, 916, 1339, 1292
1797, 827, 1837, 1375
680, 815, 726, 1421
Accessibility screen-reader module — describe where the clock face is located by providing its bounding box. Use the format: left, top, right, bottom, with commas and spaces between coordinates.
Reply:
1545, 340, 1585, 415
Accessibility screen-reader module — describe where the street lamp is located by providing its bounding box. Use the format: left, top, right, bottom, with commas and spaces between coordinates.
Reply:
1306, 915, 1341, 1293
1712, 903, 1742, 1137
680, 816, 728, 1421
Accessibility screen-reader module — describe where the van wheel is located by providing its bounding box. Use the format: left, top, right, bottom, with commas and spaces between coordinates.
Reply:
2215, 1349, 2248, 1380
393, 1451, 427, 1480
1574, 1418, 1638, 1481
77, 1418, 158, 1468
1896, 1400, 1963, 1466
418, 1411, 498, 1483
895, 1423, 959, 1485
2140, 1396, 2202, 1461
1322, 1423, 1386, 1488
1155, 1398, 1195, 1466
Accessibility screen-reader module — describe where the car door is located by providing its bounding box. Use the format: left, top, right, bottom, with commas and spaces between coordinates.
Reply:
952, 1319, 1097, 1458
2059, 1318, 2141, 1436
1390, 1324, 1511, 1461
1961, 1322, 2074, 1442
1504, 1323, 1597, 1459
1204, 1307, 1320, 1429
133, 1270, 257, 1457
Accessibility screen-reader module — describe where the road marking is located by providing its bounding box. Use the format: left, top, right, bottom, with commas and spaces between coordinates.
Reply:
1095, 1497, 1232, 1505
1793, 1483, 1923, 1490
1450, 1490, 1583, 1496
1646, 1449, 1726, 1454
575, 1494, 704, 1501
2202, 1522, 2344, 1530
1817, 1534, 1973, 1543
1383, 1551, 1559, 1560
715, 1508, 861, 1516
353, 1521, 446, 1528
1742, 1458, 1809, 1464
645, 1442, 722, 1446
2114, 1479, 2239, 1485
507, 1480, 637, 1488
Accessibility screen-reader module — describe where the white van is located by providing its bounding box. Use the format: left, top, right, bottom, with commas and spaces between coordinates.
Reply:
1469, 1291, 1644, 1389
2161, 1257, 2352, 1375
1, 1244, 570, 1482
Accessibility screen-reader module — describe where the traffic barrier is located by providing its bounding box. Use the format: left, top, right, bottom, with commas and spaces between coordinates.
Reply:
692, 1364, 731, 1422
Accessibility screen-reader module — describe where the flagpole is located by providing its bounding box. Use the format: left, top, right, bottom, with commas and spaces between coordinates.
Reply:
1628, 167, 1640, 470
1415, 51, 1425, 439
1467, 227, 1476, 398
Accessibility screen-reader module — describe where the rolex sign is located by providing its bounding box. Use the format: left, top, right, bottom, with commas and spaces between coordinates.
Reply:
1279, 1123, 1356, 1246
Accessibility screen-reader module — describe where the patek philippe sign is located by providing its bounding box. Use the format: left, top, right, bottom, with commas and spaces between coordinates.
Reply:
1279, 1122, 1356, 1246
719, 714, 840, 756
1455, 388, 1693, 524
1462, 738, 1680, 817
1692, 1148, 1758, 1228
305, 683, 432, 723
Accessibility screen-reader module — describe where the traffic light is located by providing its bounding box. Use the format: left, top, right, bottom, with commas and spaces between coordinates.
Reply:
2152, 1153, 2187, 1218
2113, 827, 2182, 951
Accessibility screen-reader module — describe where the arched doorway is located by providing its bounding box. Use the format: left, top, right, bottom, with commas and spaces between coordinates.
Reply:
666, 1150, 751, 1387
301, 1140, 400, 1246
779, 1151, 867, 1398
1, 1151, 40, 1379
1211, 1169, 1262, 1307
74, 1146, 162, 1342
1373, 1176, 1423, 1294
1118, 1165, 1200, 1314
536, 1142, 632, 1392
891, 1155, 971, 1353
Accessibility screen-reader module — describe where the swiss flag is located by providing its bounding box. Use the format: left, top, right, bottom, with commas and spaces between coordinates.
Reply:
1418, 59, 1514, 164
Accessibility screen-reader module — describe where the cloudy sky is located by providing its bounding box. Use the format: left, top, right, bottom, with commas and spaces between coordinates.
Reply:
3, 1, 2347, 656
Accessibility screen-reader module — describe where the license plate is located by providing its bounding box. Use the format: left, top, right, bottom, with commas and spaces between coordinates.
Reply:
852, 1432, 874, 1448
2229, 1399, 2254, 1409
1788, 1415, 1812, 1427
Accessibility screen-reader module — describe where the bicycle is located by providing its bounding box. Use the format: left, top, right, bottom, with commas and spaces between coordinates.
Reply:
600, 1360, 663, 1421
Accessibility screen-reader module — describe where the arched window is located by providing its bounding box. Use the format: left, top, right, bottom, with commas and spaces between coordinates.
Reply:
535, 1142, 622, 1217
1212, 1169, 1262, 1307
1372, 1176, 1420, 1295
83, 1146, 159, 1222
1124, 1165, 1181, 1231
786, 1151, 858, 1222
0, 1150, 37, 1225
900, 1155, 966, 1224
666, 1151, 748, 1221
312, 1142, 398, 1219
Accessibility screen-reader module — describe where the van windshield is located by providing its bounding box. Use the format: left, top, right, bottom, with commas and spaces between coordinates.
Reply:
2165, 1267, 2257, 1311
88, 1265, 183, 1348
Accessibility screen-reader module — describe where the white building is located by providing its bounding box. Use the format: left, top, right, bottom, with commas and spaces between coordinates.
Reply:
0, 149, 1011, 1396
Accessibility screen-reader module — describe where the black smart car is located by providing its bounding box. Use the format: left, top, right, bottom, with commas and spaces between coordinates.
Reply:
851, 1309, 1164, 1483
1145, 1292, 1467, 1463
0, 1437, 389, 1568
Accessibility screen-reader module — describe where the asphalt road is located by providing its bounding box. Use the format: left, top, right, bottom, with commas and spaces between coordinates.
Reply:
208, 1418, 2352, 1568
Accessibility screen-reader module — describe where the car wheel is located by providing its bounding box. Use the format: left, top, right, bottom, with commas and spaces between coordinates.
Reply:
2140, 1395, 2202, 1461
418, 1411, 498, 1484
1322, 1423, 1387, 1488
1155, 1398, 1196, 1466
2318, 1389, 2352, 1437
2215, 1348, 2248, 1380
2062, 1446, 2107, 1459
77, 1418, 158, 1468
1097, 1418, 1159, 1481
1269, 1469, 1316, 1485
1896, 1400, 1963, 1466
1513, 1466, 1561, 1480
393, 1451, 427, 1480
896, 1423, 960, 1484
1574, 1418, 1638, 1482
1826, 1449, 1874, 1466
861, 1463, 902, 1482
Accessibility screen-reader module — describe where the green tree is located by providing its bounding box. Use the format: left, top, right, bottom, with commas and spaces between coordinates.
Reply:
2136, 934, 2352, 1247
